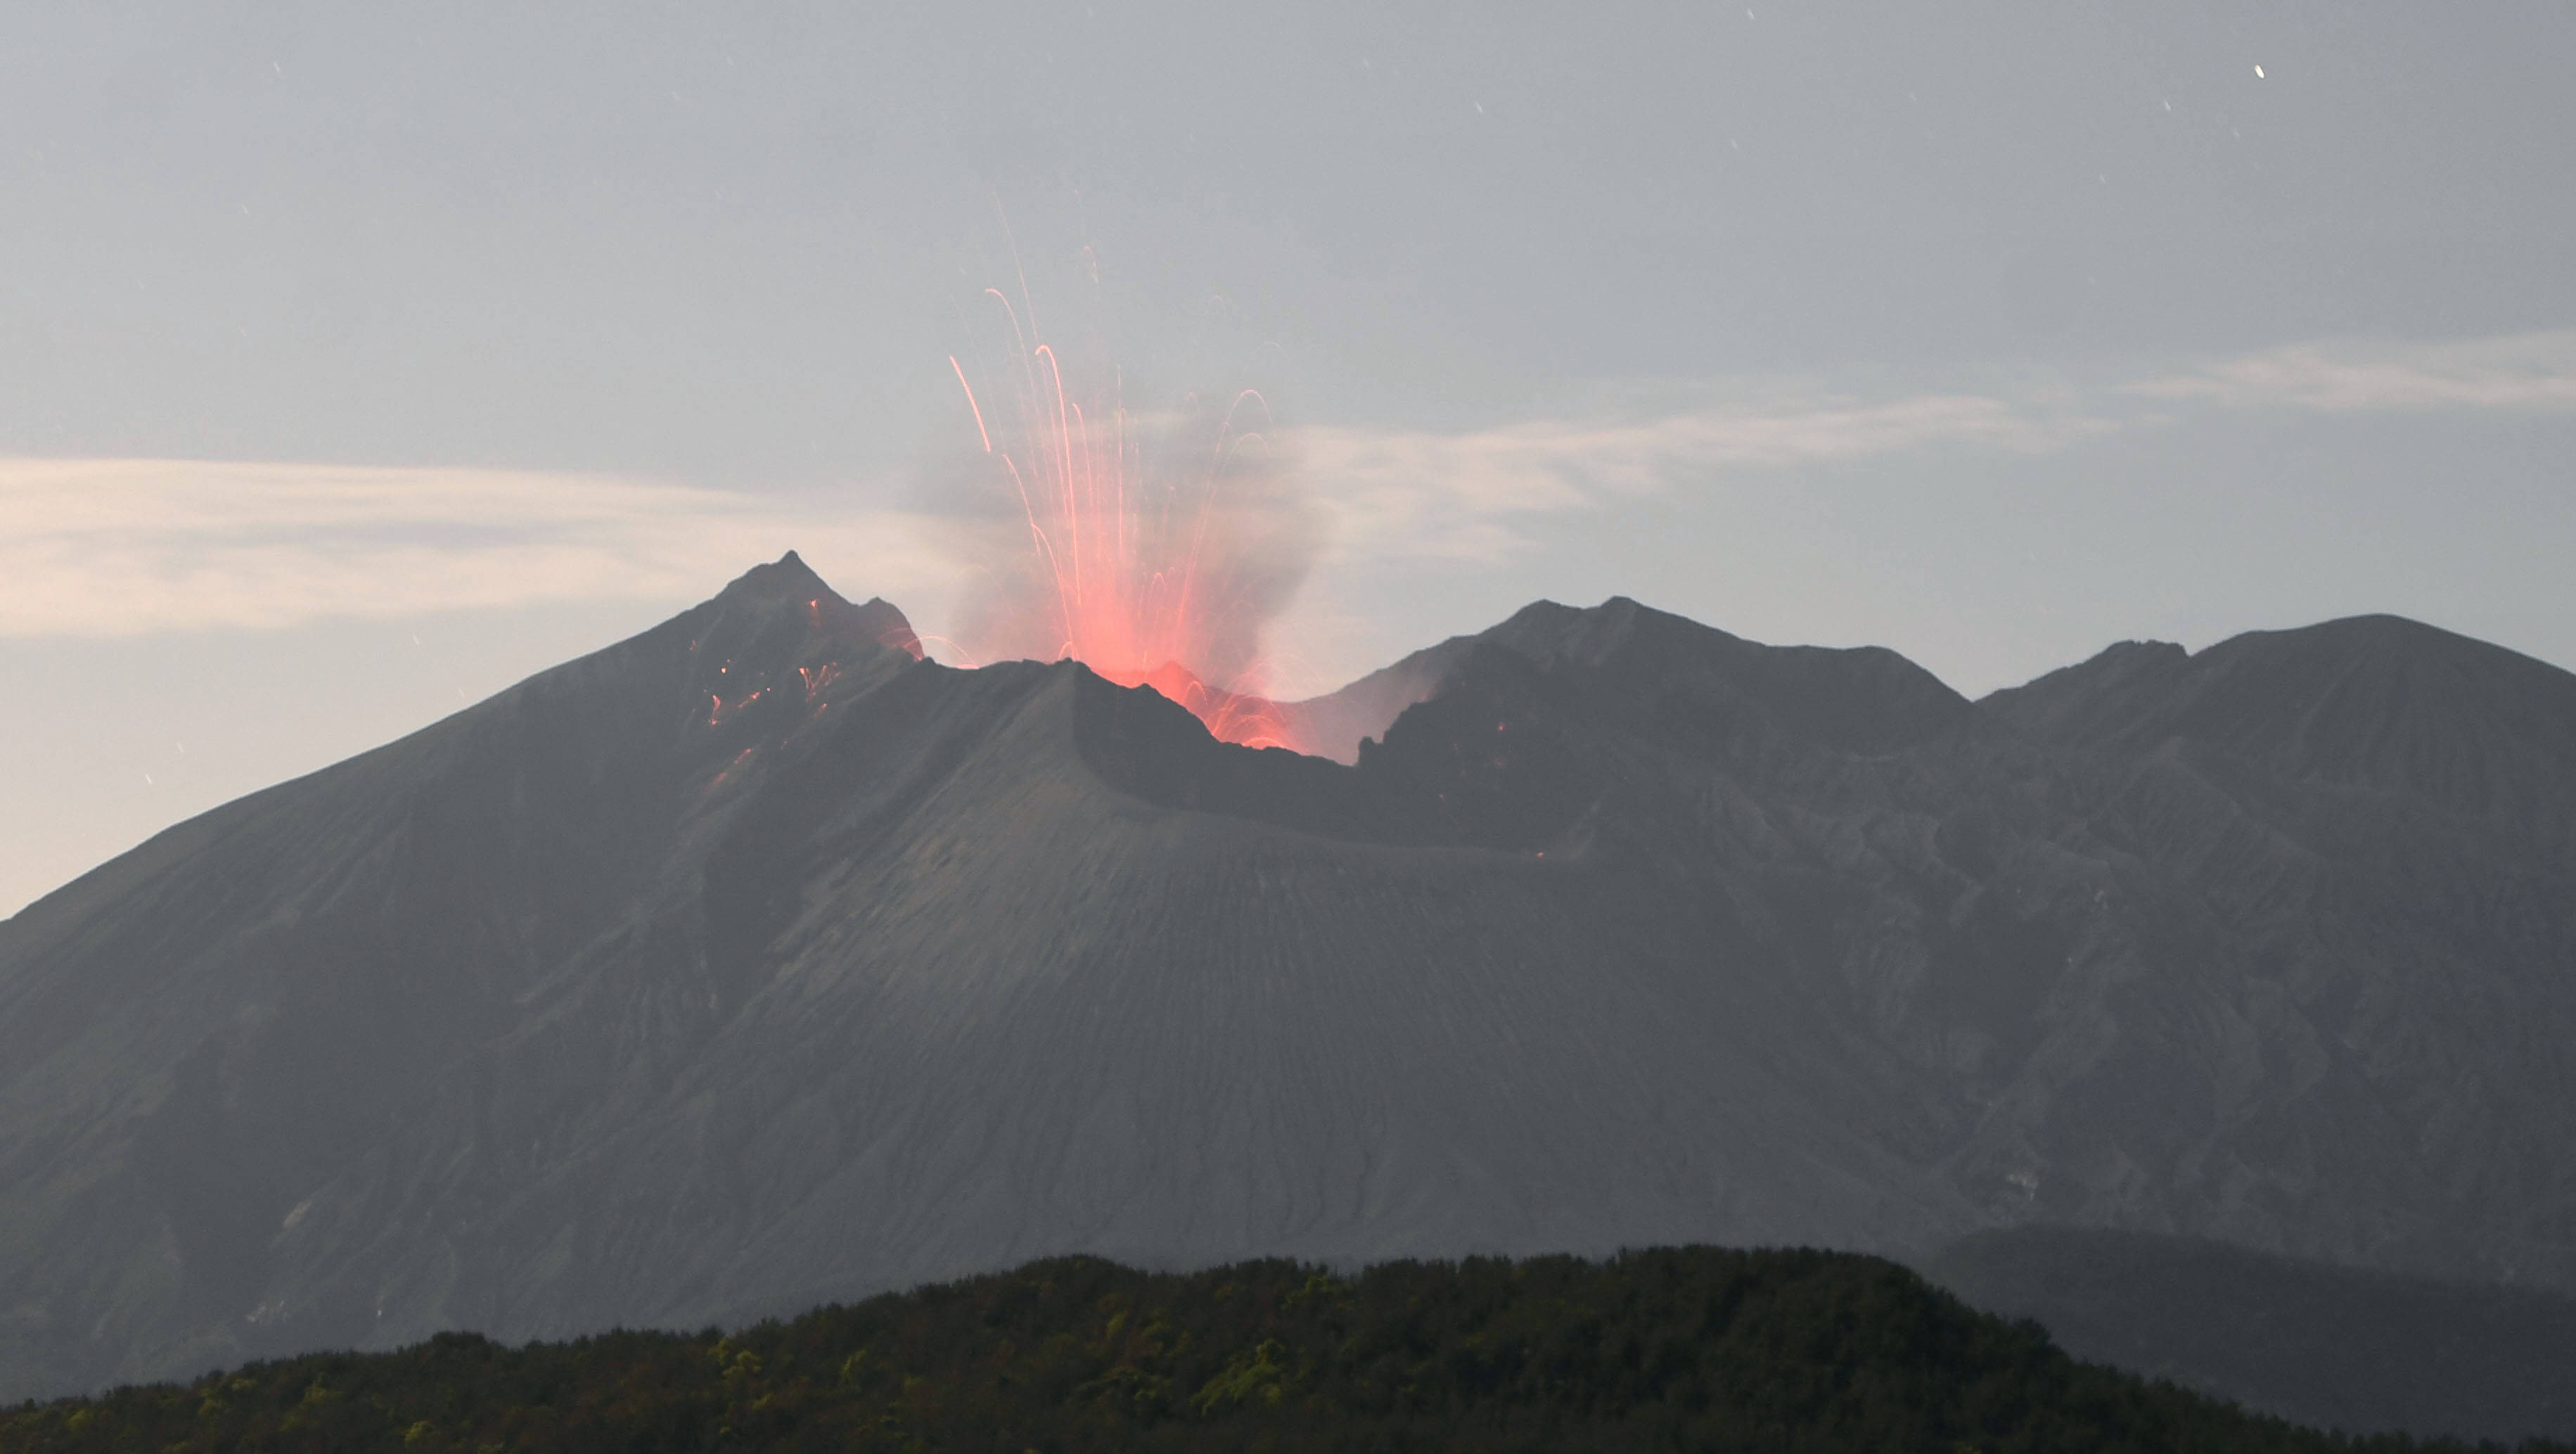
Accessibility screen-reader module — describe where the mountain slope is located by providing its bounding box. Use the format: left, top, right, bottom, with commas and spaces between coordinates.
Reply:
0, 554, 923, 1394
241, 648, 1969, 1370
1983, 615, 2576, 849
3, 568, 2572, 1415
0, 567, 1981, 1397
1958, 618, 2576, 1283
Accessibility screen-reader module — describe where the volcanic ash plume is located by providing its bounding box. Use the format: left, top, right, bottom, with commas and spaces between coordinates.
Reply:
934, 336, 1324, 749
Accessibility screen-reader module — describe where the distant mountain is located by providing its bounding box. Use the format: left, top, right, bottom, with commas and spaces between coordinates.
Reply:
1985, 615, 2576, 849
3, 556, 2572, 1416
1920, 1225, 2576, 1443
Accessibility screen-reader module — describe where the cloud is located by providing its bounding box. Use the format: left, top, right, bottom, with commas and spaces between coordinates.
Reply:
1288, 328, 2576, 575
0, 457, 944, 638
2127, 330, 2576, 412
0, 388, 2129, 642
1289, 388, 2113, 566
11, 329, 2563, 644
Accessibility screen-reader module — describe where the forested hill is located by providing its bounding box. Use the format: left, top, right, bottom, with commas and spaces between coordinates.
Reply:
8, 1247, 2563, 1454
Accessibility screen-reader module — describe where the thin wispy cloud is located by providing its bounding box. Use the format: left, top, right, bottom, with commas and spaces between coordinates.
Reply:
2129, 331, 2576, 413
8, 331, 2567, 644
3, 394, 2095, 640
1291, 388, 2115, 566
1293, 329, 2576, 571
0, 458, 943, 638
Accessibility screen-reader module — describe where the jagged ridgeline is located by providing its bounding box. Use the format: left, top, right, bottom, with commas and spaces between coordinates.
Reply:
6, 1247, 2561, 1454
8, 553, 2576, 1422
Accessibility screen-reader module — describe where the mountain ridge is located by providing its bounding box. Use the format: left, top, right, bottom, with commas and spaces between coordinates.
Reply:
4, 560, 2572, 1413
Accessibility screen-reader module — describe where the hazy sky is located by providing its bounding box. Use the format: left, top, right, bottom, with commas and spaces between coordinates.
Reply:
6, 2, 2576, 915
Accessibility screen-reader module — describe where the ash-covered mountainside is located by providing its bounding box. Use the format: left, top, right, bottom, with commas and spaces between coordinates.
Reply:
2, 559, 2572, 1408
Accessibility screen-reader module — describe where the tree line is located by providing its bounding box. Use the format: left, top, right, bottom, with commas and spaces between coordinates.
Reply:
6, 1245, 2563, 1453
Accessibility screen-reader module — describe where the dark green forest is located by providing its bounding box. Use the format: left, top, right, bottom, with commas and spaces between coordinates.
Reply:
4, 1246, 2563, 1453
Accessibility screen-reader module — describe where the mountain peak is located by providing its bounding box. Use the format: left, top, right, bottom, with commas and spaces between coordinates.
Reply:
8, 577, 2576, 1408
1478, 596, 1696, 668
1987, 613, 2576, 835
1467, 594, 1966, 755
698, 551, 921, 662
713, 549, 833, 606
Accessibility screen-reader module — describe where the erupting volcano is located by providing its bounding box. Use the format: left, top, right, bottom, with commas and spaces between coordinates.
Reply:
943, 289, 1314, 751
9, 547, 2576, 1435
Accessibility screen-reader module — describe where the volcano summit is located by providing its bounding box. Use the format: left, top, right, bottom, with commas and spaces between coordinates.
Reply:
4, 554, 2574, 1406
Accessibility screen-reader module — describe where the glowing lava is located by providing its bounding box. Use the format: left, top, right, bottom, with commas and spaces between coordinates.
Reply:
944, 290, 1310, 751
1108, 660, 1295, 751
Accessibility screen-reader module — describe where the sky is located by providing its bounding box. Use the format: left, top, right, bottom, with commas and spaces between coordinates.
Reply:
6, 1, 2576, 916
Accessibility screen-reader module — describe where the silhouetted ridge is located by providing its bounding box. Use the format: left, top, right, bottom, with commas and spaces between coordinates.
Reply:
1978, 637, 2191, 744
6, 563, 2576, 1422
0, 550, 929, 1395
1285, 596, 1972, 768
1354, 641, 1608, 852
1476, 596, 1973, 755
1072, 665, 1460, 846
1986, 613, 2576, 840
707, 549, 922, 662
1276, 636, 1478, 765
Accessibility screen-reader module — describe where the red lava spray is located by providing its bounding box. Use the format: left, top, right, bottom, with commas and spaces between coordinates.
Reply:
942, 288, 1316, 751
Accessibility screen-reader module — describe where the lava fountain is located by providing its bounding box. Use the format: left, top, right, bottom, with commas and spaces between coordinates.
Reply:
942, 289, 1319, 751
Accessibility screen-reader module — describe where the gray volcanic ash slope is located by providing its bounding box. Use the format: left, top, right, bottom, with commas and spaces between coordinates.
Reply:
0, 557, 924, 1394
3, 557, 2573, 1403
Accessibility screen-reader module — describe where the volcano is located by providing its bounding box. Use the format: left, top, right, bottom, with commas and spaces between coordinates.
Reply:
4, 554, 2575, 1408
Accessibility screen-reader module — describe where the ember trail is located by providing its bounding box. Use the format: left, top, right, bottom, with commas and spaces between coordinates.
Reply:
945, 288, 1302, 751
